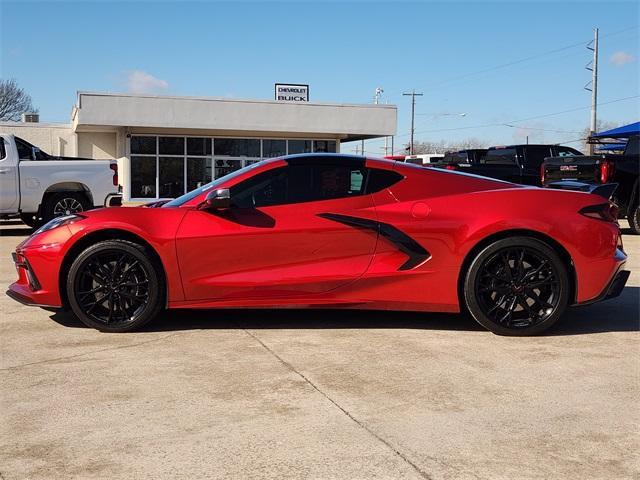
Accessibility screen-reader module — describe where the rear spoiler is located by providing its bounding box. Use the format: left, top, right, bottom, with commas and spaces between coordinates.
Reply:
545, 181, 618, 200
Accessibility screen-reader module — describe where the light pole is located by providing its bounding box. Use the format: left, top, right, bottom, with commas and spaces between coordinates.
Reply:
403, 90, 423, 155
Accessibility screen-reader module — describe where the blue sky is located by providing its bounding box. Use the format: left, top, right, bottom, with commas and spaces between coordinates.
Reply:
1, 0, 638, 154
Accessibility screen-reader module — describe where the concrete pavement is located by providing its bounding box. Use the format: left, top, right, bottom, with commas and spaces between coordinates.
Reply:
1, 220, 638, 479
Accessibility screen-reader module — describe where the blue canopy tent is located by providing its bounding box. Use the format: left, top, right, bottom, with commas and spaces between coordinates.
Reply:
592, 121, 640, 139
595, 143, 626, 152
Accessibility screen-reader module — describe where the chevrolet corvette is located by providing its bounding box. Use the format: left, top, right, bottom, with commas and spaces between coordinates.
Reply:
7, 154, 629, 335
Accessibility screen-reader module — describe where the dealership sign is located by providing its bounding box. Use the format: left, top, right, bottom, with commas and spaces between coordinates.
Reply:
275, 84, 309, 102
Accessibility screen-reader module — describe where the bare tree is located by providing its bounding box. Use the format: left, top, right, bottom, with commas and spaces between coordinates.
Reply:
0, 79, 37, 121
579, 120, 618, 151
408, 137, 488, 154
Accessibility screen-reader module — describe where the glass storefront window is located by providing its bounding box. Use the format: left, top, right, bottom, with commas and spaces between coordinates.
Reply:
187, 138, 212, 156
159, 137, 184, 155
187, 157, 212, 192
129, 135, 337, 199
131, 156, 157, 198
215, 138, 260, 157
314, 140, 337, 153
131, 136, 156, 155
215, 158, 243, 178
262, 139, 286, 158
288, 140, 312, 154
159, 157, 185, 198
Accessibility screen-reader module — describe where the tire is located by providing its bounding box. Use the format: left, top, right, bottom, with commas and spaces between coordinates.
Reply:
19, 213, 37, 228
66, 240, 165, 332
41, 192, 90, 225
628, 203, 640, 235
463, 237, 570, 336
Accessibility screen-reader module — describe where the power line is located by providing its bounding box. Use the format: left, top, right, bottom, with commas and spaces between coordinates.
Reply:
413, 25, 639, 93
502, 124, 582, 134
401, 95, 639, 138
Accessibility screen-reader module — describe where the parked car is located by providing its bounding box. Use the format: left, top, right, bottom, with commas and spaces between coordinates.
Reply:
543, 134, 640, 233
441, 149, 488, 167
8, 154, 628, 336
0, 134, 121, 227
404, 154, 445, 166
442, 144, 583, 185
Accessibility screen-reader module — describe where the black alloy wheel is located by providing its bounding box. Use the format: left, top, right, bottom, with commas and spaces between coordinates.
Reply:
41, 192, 89, 226
67, 240, 164, 332
464, 237, 569, 336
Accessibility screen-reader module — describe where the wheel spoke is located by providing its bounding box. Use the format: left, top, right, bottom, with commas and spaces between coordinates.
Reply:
524, 288, 554, 310
501, 252, 513, 281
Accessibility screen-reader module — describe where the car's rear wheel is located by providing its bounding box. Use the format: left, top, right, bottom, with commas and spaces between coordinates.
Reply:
67, 240, 164, 332
463, 237, 569, 336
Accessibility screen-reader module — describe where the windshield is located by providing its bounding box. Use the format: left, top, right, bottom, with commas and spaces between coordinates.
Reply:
162, 160, 265, 207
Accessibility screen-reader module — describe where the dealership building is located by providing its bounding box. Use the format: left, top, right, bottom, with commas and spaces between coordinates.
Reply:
0, 91, 397, 202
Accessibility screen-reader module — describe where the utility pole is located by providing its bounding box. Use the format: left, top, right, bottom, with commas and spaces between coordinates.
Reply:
586, 27, 599, 154
403, 90, 423, 155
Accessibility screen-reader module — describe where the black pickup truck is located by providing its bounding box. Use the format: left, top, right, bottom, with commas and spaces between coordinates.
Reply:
441, 144, 583, 186
543, 135, 640, 233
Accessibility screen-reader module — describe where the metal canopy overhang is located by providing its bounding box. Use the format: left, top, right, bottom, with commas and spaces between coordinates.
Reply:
593, 121, 640, 139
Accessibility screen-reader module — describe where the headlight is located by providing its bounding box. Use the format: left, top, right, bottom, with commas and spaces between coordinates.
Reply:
33, 214, 85, 235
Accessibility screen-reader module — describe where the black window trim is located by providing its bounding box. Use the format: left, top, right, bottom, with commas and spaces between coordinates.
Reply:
229, 162, 402, 209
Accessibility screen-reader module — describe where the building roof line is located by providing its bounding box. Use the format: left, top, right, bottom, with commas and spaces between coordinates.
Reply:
75, 91, 397, 110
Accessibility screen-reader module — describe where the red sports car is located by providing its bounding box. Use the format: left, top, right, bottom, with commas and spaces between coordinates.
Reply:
7, 154, 629, 335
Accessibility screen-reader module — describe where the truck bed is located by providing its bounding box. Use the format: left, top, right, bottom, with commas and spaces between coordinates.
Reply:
542, 155, 608, 185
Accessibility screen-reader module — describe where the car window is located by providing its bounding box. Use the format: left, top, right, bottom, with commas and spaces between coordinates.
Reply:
231, 164, 370, 208
15, 137, 33, 160
365, 169, 403, 193
554, 146, 581, 157
482, 148, 517, 165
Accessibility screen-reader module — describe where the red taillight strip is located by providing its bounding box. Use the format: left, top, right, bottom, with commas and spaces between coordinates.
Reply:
110, 163, 118, 186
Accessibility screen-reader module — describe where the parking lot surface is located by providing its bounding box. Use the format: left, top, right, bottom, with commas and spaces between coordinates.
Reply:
1, 220, 638, 480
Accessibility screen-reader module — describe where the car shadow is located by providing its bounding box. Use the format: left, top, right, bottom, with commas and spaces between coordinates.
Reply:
48, 286, 640, 336
0, 220, 32, 236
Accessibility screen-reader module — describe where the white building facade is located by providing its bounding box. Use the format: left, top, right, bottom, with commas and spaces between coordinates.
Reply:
1, 92, 397, 202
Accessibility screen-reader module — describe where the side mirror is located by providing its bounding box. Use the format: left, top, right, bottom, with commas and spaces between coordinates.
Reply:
200, 188, 231, 210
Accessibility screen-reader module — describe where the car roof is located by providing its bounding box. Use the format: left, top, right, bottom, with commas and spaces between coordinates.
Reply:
284, 153, 365, 165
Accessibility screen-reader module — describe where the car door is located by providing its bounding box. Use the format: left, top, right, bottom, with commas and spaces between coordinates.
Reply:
0, 137, 19, 212
475, 147, 521, 183
522, 145, 552, 185
175, 161, 378, 301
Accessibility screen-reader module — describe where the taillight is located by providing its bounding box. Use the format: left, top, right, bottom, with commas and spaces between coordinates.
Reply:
444, 165, 457, 171
579, 202, 619, 223
110, 163, 118, 186
540, 162, 546, 185
599, 159, 614, 183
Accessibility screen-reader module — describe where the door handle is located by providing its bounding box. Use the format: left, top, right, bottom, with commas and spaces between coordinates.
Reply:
0, 169, 8, 174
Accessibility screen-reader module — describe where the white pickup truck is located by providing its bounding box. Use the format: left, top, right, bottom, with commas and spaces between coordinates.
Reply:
0, 134, 121, 227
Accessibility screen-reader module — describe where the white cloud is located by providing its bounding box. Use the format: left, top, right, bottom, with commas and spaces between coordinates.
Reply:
610, 51, 635, 66
125, 70, 169, 94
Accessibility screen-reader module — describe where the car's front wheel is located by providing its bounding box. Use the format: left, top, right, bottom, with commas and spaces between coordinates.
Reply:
66, 240, 165, 332
463, 237, 570, 336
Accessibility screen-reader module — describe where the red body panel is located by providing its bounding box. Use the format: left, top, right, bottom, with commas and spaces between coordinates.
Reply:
9, 157, 626, 313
